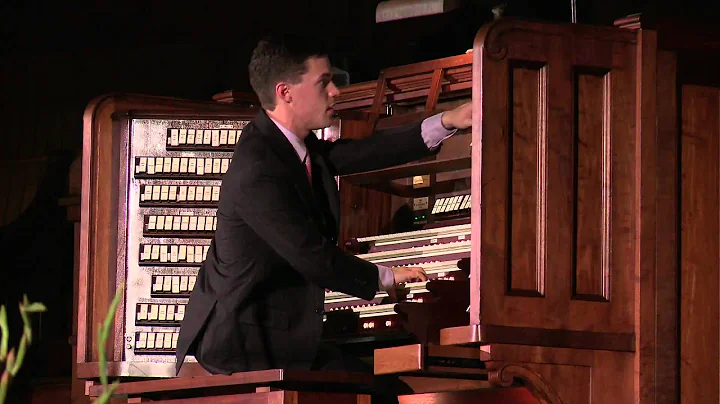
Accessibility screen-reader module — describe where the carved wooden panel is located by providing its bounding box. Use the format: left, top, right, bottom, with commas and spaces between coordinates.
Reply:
471, 20, 637, 335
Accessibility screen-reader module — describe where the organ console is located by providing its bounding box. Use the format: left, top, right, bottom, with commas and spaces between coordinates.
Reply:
75, 14, 720, 403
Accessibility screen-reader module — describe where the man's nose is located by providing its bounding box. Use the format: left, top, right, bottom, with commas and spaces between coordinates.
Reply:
327, 82, 340, 98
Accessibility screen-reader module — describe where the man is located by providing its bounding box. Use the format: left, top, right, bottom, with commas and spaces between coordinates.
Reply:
176, 36, 471, 380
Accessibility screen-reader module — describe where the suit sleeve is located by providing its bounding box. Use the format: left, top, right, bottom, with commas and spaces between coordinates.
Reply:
229, 162, 379, 301
321, 120, 436, 176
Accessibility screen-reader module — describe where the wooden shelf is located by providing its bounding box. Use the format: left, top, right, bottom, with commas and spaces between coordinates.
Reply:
341, 156, 471, 186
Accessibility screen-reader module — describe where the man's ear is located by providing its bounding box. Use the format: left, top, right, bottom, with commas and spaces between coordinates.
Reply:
275, 82, 292, 104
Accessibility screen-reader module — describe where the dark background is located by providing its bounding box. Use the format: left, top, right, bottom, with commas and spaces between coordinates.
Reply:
0, 0, 716, 399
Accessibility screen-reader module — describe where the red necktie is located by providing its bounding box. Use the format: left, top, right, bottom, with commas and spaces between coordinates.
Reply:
303, 152, 312, 184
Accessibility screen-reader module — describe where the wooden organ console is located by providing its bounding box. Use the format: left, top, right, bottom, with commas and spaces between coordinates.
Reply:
74, 14, 720, 404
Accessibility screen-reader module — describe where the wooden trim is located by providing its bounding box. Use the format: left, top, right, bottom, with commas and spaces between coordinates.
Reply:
341, 156, 470, 185
439, 325, 635, 352
86, 369, 373, 397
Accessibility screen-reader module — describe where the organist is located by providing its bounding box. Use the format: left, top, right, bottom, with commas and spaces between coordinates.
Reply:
175, 35, 471, 402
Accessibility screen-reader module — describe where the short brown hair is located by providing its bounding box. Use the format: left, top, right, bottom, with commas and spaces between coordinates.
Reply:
248, 35, 329, 110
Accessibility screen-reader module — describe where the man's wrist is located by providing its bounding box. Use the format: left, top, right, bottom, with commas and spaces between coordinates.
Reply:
377, 264, 395, 291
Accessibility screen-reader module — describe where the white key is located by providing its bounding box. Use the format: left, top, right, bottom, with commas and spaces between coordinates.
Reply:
188, 158, 196, 173
137, 304, 148, 321
196, 130, 204, 145
170, 129, 179, 146
180, 275, 189, 291
172, 276, 180, 293
137, 332, 147, 349
143, 186, 152, 202
169, 186, 177, 201
179, 245, 187, 261
228, 130, 236, 144
158, 305, 167, 321
151, 245, 160, 260
167, 305, 176, 321
176, 305, 186, 321
187, 129, 195, 144
160, 185, 169, 201
212, 186, 220, 201
197, 158, 205, 175
181, 216, 189, 231
203, 187, 212, 201
172, 333, 179, 349
172, 216, 181, 231
179, 129, 187, 144
205, 217, 213, 231
195, 186, 204, 201
212, 130, 220, 147
195, 247, 203, 263
220, 130, 228, 145
147, 333, 156, 349
138, 157, 147, 173
203, 245, 209, 260
164, 216, 173, 230
180, 157, 188, 173
155, 333, 165, 349
203, 130, 211, 145
187, 186, 196, 201
212, 158, 221, 174
156, 216, 165, 230
147, 216, 157, 230
189, 216, 198, 231
170, 245, 179, 263
187, 246, 195, 263
178, 186, 187, 202
213, 217, 217, 231
152, 185, 161, 201
142, 245, 151, 261
163, 333, 172, 349
188, 276, 197, 291
163, 276, 172, 291
204, 159, 212, 175
163, 158, 171, 173
171, 158, 180, 173
197, 217, 205, 231
154, 157, 163, 174
221, 159, 229, 173
148, 305, 159, 320
153, 276, 163, 292
160, 245, 168, 262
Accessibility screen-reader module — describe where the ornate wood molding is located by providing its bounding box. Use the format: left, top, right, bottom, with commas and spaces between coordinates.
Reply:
488, 363, 563, 404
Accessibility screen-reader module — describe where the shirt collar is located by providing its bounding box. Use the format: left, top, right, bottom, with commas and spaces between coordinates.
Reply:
269, 116, 308, 162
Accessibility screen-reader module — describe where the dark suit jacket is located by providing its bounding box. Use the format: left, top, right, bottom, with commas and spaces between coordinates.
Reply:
175, 109, 436, 375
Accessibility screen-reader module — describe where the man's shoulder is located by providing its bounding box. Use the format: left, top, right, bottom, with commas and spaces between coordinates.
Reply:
232, 121, 272, 164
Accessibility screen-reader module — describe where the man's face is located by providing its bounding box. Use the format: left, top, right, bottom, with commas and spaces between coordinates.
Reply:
288, 56, 339, 131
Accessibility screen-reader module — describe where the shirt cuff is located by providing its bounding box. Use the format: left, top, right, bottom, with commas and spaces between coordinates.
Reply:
421, 112, 457, 150
377, 264, 395, 291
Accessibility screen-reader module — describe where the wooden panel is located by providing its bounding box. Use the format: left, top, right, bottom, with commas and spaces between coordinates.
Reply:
473, 20, 636, 335
338, 119, 393, 247
507, 61, 547, 297
572, 68, 611, 302
655, 49, 679, 403
680, 84, 720, 404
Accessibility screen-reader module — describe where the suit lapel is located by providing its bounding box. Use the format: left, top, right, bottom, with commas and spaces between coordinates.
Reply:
252, 111, 320, 220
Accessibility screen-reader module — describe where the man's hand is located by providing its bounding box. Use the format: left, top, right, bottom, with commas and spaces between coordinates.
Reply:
386, 266, 428, 302
441, 102, 472, 130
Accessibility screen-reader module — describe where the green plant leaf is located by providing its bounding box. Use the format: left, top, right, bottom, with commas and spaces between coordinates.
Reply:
10, 336, 27, 376
23, 303, 47, 313
97, 282, 125, 388
92, 380, 120, 404
0, 306, 7, 361
18, 303, 31, 346
0, 369, 9, 404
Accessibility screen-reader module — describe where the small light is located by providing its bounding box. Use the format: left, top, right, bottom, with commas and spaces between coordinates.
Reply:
385, 320, 392, 327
